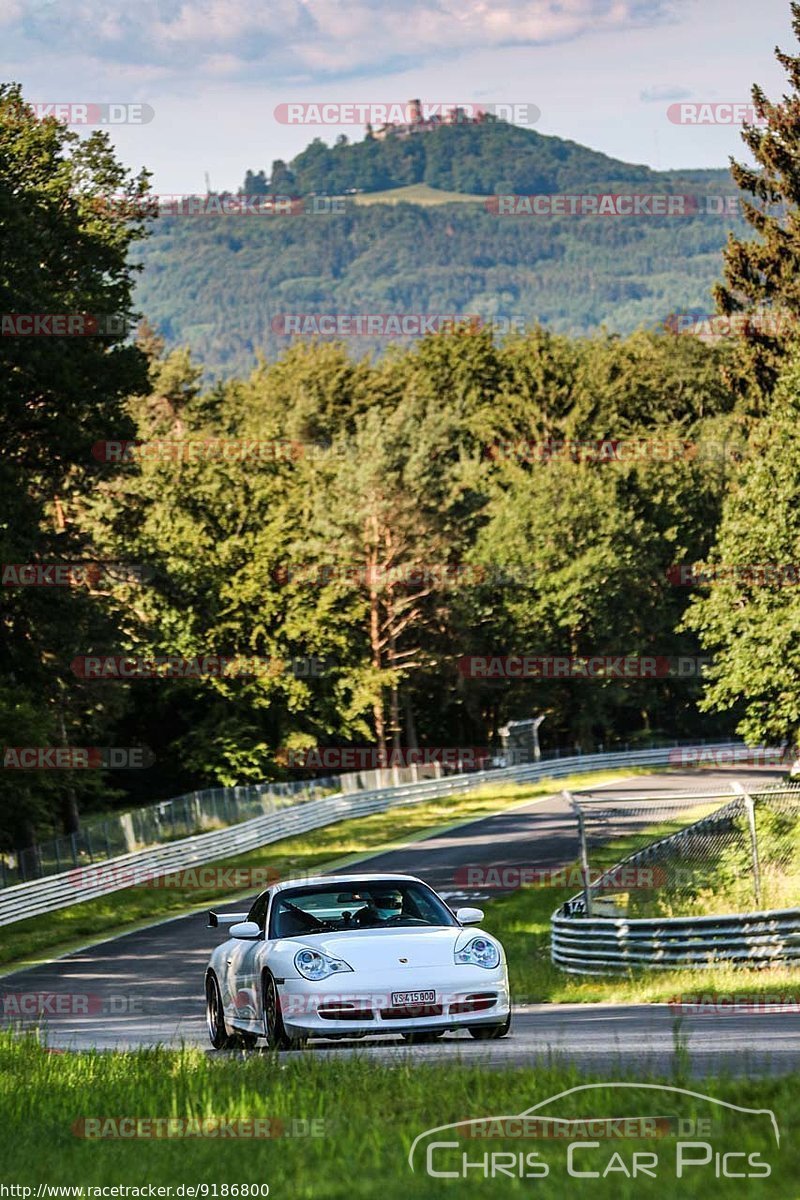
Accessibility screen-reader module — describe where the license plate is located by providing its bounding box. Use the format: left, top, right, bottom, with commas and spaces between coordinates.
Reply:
391, 990, 436, 1005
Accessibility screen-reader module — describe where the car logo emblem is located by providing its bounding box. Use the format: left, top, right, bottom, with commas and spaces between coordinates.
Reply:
399, 957, 408, 963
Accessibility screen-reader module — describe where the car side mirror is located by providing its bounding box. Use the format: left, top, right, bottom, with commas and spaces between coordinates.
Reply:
229, 921, 261, 940
456, 907, 484, 925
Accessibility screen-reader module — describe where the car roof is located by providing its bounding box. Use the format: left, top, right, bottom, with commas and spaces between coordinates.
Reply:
271, 873, 422, 894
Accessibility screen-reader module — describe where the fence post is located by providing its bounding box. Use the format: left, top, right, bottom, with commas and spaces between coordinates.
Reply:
744, 790, 762, 909
565, 790, 593, 917
732, 781, 761, 909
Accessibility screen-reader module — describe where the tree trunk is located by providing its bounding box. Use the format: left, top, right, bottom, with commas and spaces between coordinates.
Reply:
57, 708, 80, 835
404, 693, 418, 751
368, 564, 386, 758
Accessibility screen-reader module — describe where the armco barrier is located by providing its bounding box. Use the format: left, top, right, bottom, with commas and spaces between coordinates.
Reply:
552, 907, 800, 973
0, 743, 750, 927
552, 784, 800, 974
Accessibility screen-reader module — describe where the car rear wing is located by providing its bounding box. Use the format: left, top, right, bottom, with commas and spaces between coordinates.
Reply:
207, 910, 248, 928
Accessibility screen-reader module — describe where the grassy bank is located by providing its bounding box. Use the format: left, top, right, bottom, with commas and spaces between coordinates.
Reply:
352, 182, 486, 205
0, 1034, 794, 1198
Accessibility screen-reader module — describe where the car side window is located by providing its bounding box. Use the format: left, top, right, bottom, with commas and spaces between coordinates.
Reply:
247, 891, 270, 931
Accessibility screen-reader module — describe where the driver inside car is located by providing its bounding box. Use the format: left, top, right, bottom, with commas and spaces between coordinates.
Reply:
354, 888, 403, 926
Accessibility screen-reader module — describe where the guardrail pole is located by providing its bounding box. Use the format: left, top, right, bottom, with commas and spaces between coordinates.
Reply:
733, 781, 762, 909
565, 790, 593, 917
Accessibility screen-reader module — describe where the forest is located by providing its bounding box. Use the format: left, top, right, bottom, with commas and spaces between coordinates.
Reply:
3, 48, 800, 853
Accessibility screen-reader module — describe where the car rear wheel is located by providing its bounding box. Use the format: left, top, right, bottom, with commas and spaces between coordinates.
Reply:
401, 1031, 447, 1044
206, 973, 236, 1050
468, 1012, 511, 1040
262, 972, 307, 1051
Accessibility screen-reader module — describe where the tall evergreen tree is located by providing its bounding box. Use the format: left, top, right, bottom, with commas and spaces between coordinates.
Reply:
714, 1, 800, 402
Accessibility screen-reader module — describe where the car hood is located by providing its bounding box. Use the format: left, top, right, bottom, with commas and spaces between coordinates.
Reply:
285, 925, 481, 970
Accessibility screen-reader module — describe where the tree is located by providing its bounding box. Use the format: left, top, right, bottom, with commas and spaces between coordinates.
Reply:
269, 159, 295, 194
0, 83, 152, 848
463, 450, 723, 750
296, 407, 453, 756
714, 1, 800, 401
684, 349, 800, 750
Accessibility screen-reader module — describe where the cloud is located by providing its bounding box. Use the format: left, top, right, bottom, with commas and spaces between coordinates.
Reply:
6, 0, 687, 84
640, 83, 693, 102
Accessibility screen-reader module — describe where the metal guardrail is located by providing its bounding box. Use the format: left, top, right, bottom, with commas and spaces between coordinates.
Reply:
552, 908, 800, 973
552, 781, 800, 974
0, 741, 750, 928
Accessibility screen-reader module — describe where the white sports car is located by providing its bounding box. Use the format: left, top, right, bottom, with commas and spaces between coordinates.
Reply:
204, 872, 511, 1049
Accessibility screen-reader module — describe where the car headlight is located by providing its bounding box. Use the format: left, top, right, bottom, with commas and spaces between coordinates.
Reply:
294, 948, 353, 981
455, 936, 500, 969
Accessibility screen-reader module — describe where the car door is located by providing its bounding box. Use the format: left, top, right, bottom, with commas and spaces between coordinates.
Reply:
225, 891, 270, 1029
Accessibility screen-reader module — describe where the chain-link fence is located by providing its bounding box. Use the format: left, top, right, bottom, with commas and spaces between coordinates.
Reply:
0, 759, 466, 888
0, 778, 341, 888
567, 781, 800, 919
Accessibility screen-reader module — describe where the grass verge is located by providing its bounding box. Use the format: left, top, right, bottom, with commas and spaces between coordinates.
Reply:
0, 1034, 794, 1197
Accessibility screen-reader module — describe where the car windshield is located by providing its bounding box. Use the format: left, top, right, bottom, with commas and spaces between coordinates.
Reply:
269, 880, 457, 938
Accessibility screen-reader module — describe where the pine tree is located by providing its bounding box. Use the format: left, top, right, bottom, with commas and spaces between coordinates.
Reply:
714, 1, 800, 403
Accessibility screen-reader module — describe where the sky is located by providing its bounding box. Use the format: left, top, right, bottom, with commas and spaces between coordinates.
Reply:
0, 0, 795, 193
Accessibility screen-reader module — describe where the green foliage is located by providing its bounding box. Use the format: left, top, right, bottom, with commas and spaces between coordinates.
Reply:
133, 194, 747, 380
3, 82, 784, 853
257, 118, 703, 198
685, 350, 800, 747
715, 1, 800, 400
0, 83, 151, 846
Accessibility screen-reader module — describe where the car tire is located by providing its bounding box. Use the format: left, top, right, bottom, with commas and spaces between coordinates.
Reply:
231, 1030, 259, 1050
206, 972, 239, 1050
468, 1012, 511, 1040
262, 971, 308, 1051
401, 1031, 446, 1044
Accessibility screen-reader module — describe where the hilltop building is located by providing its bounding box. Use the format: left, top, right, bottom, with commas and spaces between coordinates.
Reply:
368, 99, 489, 141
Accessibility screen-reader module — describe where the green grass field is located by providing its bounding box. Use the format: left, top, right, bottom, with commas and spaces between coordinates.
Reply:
0, 1034, 795, 1198
352, 182, 487, 205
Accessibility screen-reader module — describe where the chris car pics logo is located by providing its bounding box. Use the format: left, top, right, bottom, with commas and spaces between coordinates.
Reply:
408, 1083, 779, 1181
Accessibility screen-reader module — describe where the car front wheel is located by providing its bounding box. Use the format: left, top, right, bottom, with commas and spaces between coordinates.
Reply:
262, 972, 307, 1051
468, 1012, 511, 1040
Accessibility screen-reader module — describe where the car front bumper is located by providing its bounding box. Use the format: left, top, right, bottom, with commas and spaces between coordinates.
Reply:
278, 965, 510, 1038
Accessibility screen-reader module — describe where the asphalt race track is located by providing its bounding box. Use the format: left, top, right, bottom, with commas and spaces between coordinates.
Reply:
3, 765, 798, 1075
